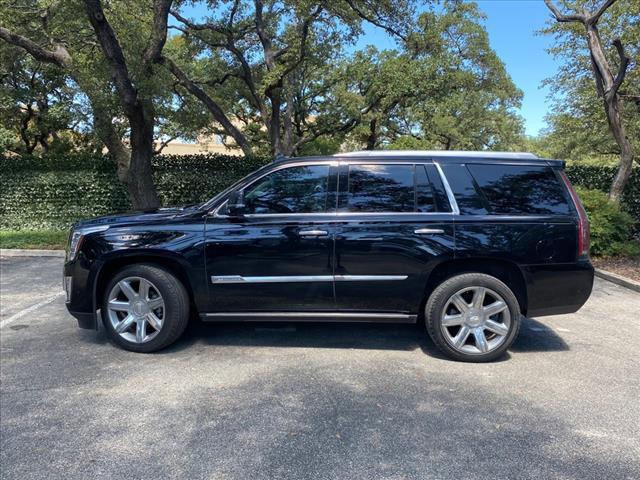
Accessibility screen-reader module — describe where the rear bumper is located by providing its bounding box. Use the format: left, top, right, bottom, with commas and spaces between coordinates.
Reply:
523, 260, 594, 317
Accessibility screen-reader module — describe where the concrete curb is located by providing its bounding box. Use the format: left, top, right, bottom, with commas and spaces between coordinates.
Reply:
595, 268, 640, 293
0, 248, 65, 258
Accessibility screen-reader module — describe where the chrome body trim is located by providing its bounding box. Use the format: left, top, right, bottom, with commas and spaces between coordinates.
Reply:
201, 311, 418, 323
414, 228, 444, 234
334, 275, 407, 281
434, 161, 460, 215
211, 274, 408, 284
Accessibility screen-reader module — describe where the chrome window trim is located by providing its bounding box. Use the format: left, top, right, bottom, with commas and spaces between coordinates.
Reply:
433, 161, 460, 215
211, 274, 408, 284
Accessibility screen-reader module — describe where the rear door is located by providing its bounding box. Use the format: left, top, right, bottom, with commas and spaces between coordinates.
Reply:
333, 161, 455, 314
204, 162, 338, 313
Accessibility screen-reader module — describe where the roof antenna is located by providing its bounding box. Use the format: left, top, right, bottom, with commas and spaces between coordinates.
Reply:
273, 153, 287, 162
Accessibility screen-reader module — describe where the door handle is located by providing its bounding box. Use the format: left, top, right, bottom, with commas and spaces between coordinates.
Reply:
414, 228, 444, 235
298, 229, 328, 237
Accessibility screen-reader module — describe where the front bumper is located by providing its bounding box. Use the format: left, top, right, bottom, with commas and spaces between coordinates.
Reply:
64, 257, 100, 330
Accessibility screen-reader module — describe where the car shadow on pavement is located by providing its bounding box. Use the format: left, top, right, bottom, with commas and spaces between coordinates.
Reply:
156, 315, 569, 358
511, 317, 570, 353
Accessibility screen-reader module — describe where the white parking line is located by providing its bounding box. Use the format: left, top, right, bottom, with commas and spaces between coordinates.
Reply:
0, 291, 65, 329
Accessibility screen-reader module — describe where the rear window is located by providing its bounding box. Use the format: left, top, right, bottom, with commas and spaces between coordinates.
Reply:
467, 164, 571, 215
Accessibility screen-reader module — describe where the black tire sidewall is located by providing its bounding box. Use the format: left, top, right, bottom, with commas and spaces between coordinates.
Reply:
425, 273, 521, 362
101, 264, 189, 353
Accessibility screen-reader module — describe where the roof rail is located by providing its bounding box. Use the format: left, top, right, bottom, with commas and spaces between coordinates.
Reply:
334, 150, 538, 160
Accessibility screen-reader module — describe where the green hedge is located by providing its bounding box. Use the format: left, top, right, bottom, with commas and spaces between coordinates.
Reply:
1, 153, 638, 230
0, 153, 270, 230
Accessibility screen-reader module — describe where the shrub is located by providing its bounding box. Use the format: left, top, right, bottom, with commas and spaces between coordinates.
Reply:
576, 187, 640, 257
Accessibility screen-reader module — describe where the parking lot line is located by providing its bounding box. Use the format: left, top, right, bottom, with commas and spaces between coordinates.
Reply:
0, 291, 64, 329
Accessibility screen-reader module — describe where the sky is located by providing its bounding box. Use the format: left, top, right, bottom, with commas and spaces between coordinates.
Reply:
181, 0, 562, 137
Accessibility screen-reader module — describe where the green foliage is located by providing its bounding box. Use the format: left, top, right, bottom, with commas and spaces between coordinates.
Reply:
565, 165, 640, 223
575, 187, 640, 257
0, 229, 68, 249
0, 153, 270, 230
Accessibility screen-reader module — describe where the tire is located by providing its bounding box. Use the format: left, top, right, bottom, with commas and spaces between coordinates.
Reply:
425, 273, 521, 362
101, 264, 189, 353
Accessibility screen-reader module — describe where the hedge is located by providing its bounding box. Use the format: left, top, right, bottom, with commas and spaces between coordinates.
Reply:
1, 153, 638, 230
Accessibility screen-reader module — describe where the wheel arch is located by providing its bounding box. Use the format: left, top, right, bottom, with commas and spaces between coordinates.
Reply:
94, 252, 198, 316
423, 257, 528, 316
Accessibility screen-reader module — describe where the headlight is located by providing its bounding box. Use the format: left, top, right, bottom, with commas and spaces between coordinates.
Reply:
68, 225, 110, 261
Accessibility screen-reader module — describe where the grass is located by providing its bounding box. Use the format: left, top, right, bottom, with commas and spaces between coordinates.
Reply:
0, 230, 68, 250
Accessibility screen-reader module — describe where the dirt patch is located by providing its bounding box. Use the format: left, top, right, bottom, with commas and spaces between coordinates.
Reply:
592, 256, 640, 282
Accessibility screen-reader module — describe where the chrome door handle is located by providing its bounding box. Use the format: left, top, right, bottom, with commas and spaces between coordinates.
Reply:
298, 229, 328, 237
414, 228, 444, 235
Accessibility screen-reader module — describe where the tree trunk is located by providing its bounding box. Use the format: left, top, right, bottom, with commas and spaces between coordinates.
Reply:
605, 94, 634, 202
365, 118, 378, 150
268, 86, 283, 156
126, 100, 160, 210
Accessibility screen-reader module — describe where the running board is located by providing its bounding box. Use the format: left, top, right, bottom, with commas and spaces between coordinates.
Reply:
200, 312, 417, 323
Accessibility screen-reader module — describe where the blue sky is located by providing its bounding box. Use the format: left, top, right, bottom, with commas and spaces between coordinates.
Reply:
181, 1, 560, 137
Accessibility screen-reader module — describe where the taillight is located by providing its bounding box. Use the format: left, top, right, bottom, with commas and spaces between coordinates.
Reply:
559, 171, 590, 258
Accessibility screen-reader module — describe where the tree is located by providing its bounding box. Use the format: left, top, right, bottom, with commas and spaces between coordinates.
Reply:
344, 2, 524, 151
0, 0, 174, 209
544, 0, 637, 201
0, 47, 80, 154
164, 0, 414, 156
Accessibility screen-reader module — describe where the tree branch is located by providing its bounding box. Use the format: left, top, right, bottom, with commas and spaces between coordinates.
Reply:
543, 0, 587, 23
144, 0, 173, 67
0, 26, 72, 68
83, 0, 138, 112
160, 56, 253, 156
589, 0, 618, 24
609, 39, 629, 96
344, 0, 407, 40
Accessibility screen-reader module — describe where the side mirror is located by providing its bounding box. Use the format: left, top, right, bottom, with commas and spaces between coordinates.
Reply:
227, 190, 246, 216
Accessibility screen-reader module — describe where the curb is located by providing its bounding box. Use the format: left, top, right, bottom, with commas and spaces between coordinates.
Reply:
0, 248, 65, 258
595, 268, 640, 293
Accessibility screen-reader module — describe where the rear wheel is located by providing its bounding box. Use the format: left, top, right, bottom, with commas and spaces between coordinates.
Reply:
425, 273, 521, 362
101, 264, 189, 353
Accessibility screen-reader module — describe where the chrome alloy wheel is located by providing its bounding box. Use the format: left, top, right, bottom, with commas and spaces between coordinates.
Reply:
106, 277, 165, 344
440, 286, 511, 355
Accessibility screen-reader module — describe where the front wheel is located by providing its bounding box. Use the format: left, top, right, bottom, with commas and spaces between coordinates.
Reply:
101, 264, 190, 353
425, 273, 521, 362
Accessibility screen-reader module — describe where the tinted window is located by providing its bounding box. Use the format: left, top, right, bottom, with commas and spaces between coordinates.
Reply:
468, 164, 571, 215
424, 164, 452, 213
346, 164, 414, 212
243, 165, 329, 214
416, 165, 436, 213
441, 164, 488, 215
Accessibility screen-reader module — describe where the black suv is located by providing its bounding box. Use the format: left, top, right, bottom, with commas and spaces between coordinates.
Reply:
64, 151, 594, 362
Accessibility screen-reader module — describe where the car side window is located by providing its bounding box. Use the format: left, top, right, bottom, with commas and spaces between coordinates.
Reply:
467, 164, 572, 215
345, 164, 415, 213
242, 164, 330, 215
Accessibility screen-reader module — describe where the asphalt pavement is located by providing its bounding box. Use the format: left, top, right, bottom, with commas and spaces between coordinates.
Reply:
1, 255, 639, 480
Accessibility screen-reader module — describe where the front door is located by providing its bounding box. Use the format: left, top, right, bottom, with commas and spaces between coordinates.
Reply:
204, 162, 338, 313
334, 162, 455, 314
